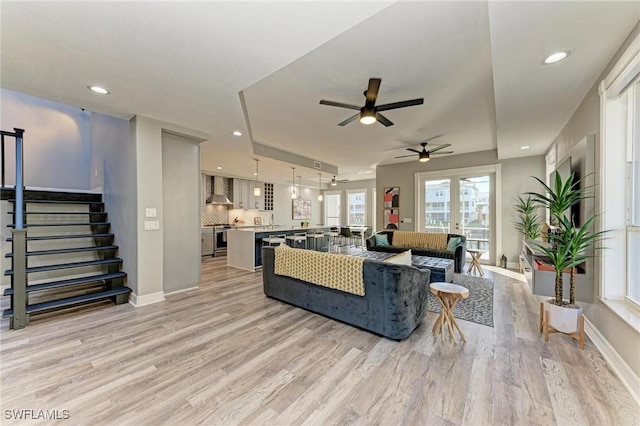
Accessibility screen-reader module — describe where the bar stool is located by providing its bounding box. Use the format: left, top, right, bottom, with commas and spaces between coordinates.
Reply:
286, 232, 307, 249
309, 232, 326, 251
262, 234, 286, 246
340, 227, 357, 247
326, 227, 340, 248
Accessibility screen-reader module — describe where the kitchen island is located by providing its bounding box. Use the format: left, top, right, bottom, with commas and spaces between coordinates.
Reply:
227, 226, 330, 271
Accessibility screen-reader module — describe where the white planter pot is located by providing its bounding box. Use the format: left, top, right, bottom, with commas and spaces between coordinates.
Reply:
545, 300, 582, 333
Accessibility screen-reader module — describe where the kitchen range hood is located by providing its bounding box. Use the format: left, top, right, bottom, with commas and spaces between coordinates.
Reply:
206, 176, 233, 205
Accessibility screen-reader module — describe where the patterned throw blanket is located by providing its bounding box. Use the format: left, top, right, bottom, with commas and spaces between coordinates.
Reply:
274, 245, 365, 296
392, 231, 448, 250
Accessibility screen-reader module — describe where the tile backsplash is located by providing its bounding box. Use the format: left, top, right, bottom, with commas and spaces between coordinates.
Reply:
201, 175, 232, 225
202, 204, 230, 225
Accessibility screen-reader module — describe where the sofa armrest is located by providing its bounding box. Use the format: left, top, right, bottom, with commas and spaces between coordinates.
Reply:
365, 235, 376, 251
454, 241, 466, 273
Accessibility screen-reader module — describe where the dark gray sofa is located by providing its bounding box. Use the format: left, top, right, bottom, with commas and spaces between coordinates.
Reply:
262, 246, 431, 340
365, 230, 467, 273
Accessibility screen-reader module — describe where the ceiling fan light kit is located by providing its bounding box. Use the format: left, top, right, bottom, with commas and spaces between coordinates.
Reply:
320, 77, 424, 127
359, 109, 376, 125
395, 136, 453, 162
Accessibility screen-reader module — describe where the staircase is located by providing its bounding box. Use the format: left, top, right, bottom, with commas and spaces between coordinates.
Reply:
2, 188, 131, 329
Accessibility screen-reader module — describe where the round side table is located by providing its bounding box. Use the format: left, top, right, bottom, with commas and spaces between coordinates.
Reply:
429, 282, 469, 343
466, 248, 485, 276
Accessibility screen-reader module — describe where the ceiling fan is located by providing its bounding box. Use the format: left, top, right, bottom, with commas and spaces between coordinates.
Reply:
319, 78, 423, 127
330, 175, 349, 186
395, 139, 453, 162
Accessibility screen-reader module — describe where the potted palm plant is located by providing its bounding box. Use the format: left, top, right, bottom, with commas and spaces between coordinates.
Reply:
514, 195, 541, 241
526, 171, 599, 335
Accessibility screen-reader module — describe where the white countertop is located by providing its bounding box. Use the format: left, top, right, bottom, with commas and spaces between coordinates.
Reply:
229, 226, 328, 233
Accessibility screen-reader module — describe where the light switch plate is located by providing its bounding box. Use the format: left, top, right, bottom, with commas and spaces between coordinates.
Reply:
145, 208, 157, 218
144, 220, 160, 230
404, 218, 412, 223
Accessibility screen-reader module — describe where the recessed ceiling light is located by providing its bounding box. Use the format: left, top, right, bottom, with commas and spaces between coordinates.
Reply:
87, 85, 110, 95
253, 172, 258, 176
232, 131, 242, 136
216, 166, 222, 170
544, 51, 568, 64
520, 145, 530, 150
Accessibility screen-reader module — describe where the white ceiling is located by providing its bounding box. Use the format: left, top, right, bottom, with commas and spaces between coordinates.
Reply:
1, 1, 638, 188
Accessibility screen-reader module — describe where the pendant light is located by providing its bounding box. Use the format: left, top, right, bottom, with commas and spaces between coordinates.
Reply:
297, 175, 302, 199
317, 173, 323, 201
253, 159, 261, 197
331, 175, 337, 186
291, 167, 297, 199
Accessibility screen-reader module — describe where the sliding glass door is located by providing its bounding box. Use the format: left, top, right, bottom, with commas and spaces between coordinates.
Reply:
417, 166, 497, 264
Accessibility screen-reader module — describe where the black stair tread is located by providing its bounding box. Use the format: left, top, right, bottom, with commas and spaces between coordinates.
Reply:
4, 258, 122, 275
1, 188, 102, 203
5, 245, 119, 257
2, 287, 132, 317
7, 222, 110, 228
7, 199, 103, 205
7, 233, 114, 242
8, 211, 107, 215
3, 272, 127, 295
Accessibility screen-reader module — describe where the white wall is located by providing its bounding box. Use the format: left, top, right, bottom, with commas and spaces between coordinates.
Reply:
131, 116, 165, 303
272, 182, 322, 227
1, 89, 91, 190
130, 116, 207, 304
162, 133, 201, 293
90, 112, 138, 294
548, 22, 640, 380
500, 156, 546, 265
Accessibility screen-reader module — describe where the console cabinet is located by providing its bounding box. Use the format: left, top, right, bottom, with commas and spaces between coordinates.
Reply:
520, 240, 590, 301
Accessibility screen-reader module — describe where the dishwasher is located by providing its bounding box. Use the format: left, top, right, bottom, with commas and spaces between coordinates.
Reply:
201, 227, 214, 256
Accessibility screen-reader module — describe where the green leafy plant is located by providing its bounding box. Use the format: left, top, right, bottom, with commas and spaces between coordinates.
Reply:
556, 215, 608, 305
526, 171, 607, 306
514, 195, 541, 240
531, 235, 573, 305
527, 172, 592, 226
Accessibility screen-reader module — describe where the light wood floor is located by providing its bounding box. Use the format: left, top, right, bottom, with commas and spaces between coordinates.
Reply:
1, 251, 639, 425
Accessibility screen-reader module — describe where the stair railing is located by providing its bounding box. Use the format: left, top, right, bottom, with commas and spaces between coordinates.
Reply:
1, 128, 27, 329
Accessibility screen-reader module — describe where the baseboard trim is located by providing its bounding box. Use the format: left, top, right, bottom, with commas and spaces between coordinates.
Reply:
129, 291, 165, 307
164, 285, 199, 296
584, 316, 640, 407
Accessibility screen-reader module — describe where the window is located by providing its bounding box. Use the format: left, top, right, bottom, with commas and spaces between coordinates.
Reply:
347, 189, 366, 225
416, 165, 500, 263
324, 191, 341, 227
626, 79, 640, 305
600, 34, 640, 309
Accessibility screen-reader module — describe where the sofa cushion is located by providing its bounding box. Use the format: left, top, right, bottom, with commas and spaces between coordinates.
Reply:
393, 231, 447, 250
274, 244, 365, 296
374, 233, 390, 246
446, 236, 462, 251
383, 249, 412, 265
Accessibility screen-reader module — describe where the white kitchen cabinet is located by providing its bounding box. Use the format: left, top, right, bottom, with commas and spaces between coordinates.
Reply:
250, 182, 264, 210
233, 179, 270, 211
233, 179, 249, 209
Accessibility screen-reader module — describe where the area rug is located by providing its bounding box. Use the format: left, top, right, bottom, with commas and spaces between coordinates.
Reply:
427, 274, 494, 327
